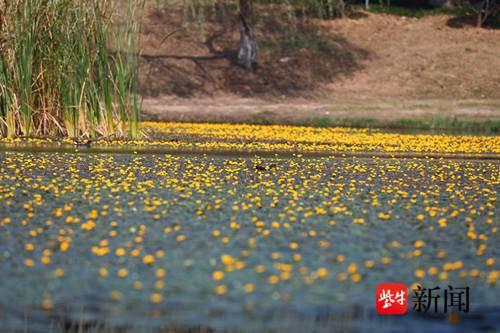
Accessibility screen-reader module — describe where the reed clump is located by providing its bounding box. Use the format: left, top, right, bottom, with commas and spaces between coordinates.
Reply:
0, 0, 143, 139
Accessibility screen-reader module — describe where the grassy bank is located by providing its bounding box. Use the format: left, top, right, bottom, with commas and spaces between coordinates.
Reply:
359, 4, 473, 18
0, 0, 143, 139
302, 116, 500, 134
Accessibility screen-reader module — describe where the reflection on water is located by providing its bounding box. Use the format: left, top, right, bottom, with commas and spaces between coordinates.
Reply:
0, 142, 498, 161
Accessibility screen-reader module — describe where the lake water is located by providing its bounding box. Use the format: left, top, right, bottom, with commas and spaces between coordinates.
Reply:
0, 149, 498, 332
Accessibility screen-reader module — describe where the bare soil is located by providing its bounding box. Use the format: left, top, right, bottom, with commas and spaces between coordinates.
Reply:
138, 4, 500, 123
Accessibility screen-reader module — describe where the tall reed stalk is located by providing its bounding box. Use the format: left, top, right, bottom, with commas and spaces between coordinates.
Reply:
0, 0, 144, 139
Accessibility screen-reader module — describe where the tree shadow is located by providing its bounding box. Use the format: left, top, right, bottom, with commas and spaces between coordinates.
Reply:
349, 11, 370, 20
138, 4, 372, 98
447, 14, 500, 29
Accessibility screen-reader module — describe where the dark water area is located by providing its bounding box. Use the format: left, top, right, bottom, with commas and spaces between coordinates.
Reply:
0, 142, 499, 161
0, 150, 498, 332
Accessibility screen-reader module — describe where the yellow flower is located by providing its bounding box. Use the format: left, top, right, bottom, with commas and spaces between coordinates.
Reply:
99, 267, 109, 277
414, 268, 426, 278
221, 255, 235, 265
487, 271, 498, 285
353, 218, 365, 225
81, 220, 96, 231
143, 255, 155, 265
156, 268, 166, 278
244, 283, 254, 293
150, 293, 162, 303
41, 256, 51, 265
378, 212, 391, 220
317, 267, 329, 279
414, 240, 425, 248
470, 268, 480, 277
390, 240, 401, 248
256, 265, 265, 273
212, 271, 224, 281
109, 290, 122, 301
214, 285, 227, 295
118, 268, 128, 278
54, 268, 65, 278
41, 299, 54, 310
88, 210, 98, 219
60, 241, 70, 252
271, 252, 281, 260
268, 275, 279, 284
155, 280, 164, 290
381, 257, 392, 265
351, 273, 362, 282
428, 266, 438, 276
337, 272, 347, 281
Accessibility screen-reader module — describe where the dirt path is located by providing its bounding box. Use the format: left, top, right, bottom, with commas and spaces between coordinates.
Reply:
142, 96, 500, 123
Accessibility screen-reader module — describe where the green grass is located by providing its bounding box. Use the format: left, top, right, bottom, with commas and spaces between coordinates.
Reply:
305, 116, 500, 134
0, 0, 143, 139
359, 4, 474, 18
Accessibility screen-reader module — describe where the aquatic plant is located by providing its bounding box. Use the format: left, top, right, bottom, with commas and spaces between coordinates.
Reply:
0, 0, 143, 139
1, 121, 499, 155
0, 152, 497, 331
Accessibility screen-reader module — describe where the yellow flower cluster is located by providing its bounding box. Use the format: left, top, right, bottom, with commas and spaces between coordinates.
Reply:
0, 147, 497, 318
134, 122, 500, 155
1, 122, 498, 156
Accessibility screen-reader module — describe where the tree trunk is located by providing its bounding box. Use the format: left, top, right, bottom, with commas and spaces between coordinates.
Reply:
237, 0, 257, 70
477, 0, 490, 27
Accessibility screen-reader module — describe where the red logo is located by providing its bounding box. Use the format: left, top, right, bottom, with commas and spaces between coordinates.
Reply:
376, 283, 408, 315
